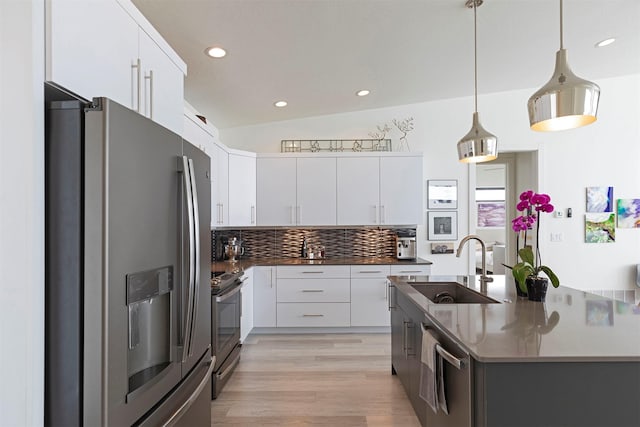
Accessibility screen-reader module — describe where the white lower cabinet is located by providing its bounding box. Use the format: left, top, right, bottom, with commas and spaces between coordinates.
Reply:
390, 264, 432, 276
253, 266, 276, 327
240, 268, 254, 343
276, 265, 350, 327
253, 263, 430, 329
350, 265, 392, 327
277, 303, 350, 327
277, 278, 350, 303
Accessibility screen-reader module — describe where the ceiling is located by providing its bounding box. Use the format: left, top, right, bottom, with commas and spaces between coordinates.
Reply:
132, 0, 640, 130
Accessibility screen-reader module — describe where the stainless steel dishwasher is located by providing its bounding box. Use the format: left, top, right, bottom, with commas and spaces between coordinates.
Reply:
422, 314, 473, 427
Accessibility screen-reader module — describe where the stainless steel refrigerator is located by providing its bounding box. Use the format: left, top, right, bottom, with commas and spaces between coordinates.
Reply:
45, 85, 213, 426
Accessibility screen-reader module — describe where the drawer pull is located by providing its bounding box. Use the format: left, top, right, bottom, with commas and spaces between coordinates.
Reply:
302, 289, 324, 293
359, 271, 382, 274
302, 271, 323, 274
302, 314, 324, 317
398, 270, 422, 273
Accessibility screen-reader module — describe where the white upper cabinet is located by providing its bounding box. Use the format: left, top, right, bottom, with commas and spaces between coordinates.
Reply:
46, 0, 139, 109
214, 144, 229, 226
138, 29, 184, 134
296, 158, 336, 226
183, 114, 216, 227
257, 153, 422, 226
336, 157, 380, 225
256, 157, 297, 226
228, 152, 257, 226
46, 0, 186, 135
379, 156, 423, 225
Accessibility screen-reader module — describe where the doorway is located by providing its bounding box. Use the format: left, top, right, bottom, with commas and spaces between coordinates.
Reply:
472, 151, 538, 272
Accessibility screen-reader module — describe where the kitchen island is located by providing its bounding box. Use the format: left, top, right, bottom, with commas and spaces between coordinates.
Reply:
389, 275, 640, 427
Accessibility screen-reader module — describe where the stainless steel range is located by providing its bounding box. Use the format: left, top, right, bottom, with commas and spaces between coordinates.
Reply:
210, 271, 243, 398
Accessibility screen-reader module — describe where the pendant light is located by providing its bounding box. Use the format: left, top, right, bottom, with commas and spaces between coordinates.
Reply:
457, 0, 497, 164
527, 0, 600, 132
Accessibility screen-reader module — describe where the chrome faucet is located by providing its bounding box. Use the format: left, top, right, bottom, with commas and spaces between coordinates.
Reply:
456, 234, 493, 293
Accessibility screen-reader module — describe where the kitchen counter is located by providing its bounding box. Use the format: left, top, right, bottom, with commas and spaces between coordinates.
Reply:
389, 274, 640, 362
212, 257, 432, 274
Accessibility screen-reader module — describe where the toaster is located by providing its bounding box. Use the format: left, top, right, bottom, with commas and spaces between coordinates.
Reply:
396, 237, 417, 260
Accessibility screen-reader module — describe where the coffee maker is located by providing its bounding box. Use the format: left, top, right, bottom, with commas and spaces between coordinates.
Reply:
224, 237, 244, 262
396, 236, 417, 260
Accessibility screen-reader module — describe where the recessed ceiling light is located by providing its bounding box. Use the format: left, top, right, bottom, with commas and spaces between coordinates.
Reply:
205, 46, 227, 58
595, 37, 616, 48
274, 101, 288, 108
356, 89, 370, 97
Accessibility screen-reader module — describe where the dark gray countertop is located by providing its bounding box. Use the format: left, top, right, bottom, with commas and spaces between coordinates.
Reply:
212, 256, 432, 274
390, 274, 640, 363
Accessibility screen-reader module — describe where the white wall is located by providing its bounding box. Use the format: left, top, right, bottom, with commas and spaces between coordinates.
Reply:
0, 0, 45, 425
221, 74, 640, 290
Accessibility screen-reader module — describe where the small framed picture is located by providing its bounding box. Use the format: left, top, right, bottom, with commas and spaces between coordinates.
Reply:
428, 211, 457, 241
431, 242, 454, 254
428, 180, 458, 209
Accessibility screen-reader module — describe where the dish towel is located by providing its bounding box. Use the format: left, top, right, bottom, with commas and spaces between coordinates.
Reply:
419, 324, 439, 413
419, 324, 449, 415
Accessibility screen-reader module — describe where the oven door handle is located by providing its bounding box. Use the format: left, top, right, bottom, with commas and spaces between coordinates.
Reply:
216, 351, 241, 381
216, 284, 242, 302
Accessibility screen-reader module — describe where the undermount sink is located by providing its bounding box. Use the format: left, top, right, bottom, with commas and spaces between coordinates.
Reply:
410, 282, 500, 304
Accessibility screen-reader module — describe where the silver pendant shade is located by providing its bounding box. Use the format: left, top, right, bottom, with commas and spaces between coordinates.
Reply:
527, 0, 600, 132
458, 112, 498, 163
457, 0, 497, 164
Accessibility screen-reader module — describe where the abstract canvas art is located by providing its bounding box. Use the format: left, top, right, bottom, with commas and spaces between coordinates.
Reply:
617, 199, 640, 228
585, 213, 616, 243
586, 186, 613, 212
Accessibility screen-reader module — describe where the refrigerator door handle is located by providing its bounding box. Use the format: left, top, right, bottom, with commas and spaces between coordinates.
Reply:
186, 158, 200, 358
181, 156, 196, 362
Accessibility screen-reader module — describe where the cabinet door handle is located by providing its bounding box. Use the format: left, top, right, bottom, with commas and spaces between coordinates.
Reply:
402, 320, 409, 356
302, 314, 324, 317
358, 270, 381, 274
251, 205, 255, 224
302, 271, 323, 274
373, 205, 377, 224
404, 322, 416, 358
302, 289, 324, 293
269, 268, 273, 288
388, 283, 396, 310
144, 69, 154, 118
398, 270, 422, 274
131, 58, 141, 113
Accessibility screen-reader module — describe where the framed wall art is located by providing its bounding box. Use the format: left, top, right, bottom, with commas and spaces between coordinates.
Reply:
428, 180, 457, 209
586, 186, 614, 213
428, 211, 457, 241
431, 242, 454, 254
617, 199, 640, 228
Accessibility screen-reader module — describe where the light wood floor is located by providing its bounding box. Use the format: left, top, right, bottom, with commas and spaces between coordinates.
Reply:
211, 333, 420, 426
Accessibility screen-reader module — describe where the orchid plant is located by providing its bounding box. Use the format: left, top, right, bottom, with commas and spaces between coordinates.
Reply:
511, 190, 560, 293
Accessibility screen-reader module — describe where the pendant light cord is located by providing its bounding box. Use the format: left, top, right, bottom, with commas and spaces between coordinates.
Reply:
473, 0, 478, 113
559, 0, 564, 49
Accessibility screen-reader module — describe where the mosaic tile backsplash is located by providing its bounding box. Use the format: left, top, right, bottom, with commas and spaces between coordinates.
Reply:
212, 227, 416, 261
